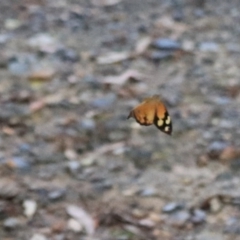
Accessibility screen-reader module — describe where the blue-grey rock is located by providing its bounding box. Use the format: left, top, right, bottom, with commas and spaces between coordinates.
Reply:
152, 38, 181, 50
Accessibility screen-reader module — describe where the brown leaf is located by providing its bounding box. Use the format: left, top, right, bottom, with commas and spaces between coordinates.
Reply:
220, 146, 240, 163
29, 100, 46, 112
28, 69, 55, 82
134, 37, 152, 56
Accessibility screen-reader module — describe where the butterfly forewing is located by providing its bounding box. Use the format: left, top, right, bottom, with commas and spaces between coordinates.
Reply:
128, 100, 155, 126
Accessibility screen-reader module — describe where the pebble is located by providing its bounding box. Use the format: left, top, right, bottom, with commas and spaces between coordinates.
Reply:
191, 209, 206, 224
0, 179, 20, 199
224, 217, 240, 234
139, 187, 157, 197
30, 233, 48, 240
8, 54, 36, 76
199, 42, 219, 52
3, 217, 21, 230
67, 218, 83, 232
28, 33, 60, 53
168, 210, 190, 227
196, 231, 225, 240
207, 141, 227, 159
23, 199, 37, 218
91, 93, 117, 109
152, 38, 181, 50
4, 18, 22, 30
194, 9, 205, 18
67, 161, 81, 174
48, 189, 66, 201
138, 218, 155, 228
5, 157, 31, 172
80, 118, 96, 131
150, 50, 175, 61
55, 48, 80, 62
209, 197, 222, 213
162, 202, 184, 213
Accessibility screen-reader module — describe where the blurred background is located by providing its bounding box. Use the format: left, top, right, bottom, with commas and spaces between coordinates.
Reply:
0, 0, 240, 239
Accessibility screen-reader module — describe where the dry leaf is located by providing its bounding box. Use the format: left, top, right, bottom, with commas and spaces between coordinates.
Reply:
102, 69, 146, 85
28, 69, 55, 82
66, 205, 95, 235
30, 100, 46, 112
134, 37, 152, 56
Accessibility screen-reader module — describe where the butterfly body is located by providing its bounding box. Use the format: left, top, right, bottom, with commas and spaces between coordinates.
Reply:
128, 95, 172, 135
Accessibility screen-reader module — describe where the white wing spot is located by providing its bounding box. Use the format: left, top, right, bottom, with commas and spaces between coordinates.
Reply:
165, 126, 169, 132
165, 116, 171, 125
158, 119, 164, 126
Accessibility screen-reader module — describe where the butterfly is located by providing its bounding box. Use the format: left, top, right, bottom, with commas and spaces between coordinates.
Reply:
127, 95, 172, 135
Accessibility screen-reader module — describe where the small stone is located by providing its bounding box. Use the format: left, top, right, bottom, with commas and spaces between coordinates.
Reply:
209, 197, 222, 213
8, 54, 35, 76
138, 218, 155, 228
196, 231, 225, 240
194, 9, 205, 18
149, 50, 175, 61
30, 233, 48, 240
152, 38, 181, 50
168, 210, 190, 227
139, 187, 157, 197
81, 156, 95, 166
55, 48, 80, 62
80, 118, 96, 131
199, 42, 219, 52
224, 217, 240, 234
48, 189, 66, 201
67, 161, 81, 174
23, 199, 37, 218
182, 40, 195, 51
131, 208, 146, 218
0, 179, 20, 199
197, 155, 209, 167
5, 157, 31, 172
3, 217, 21, 230
91, 93, 116, 109
162, 202, 184, 213
207, 141, 227, 159
5, 19, 21, 30
67, 218, 83, 233
28, 33, 59, 53
191, 209, 206, 224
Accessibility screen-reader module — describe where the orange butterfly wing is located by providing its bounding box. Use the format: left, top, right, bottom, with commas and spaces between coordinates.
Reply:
128, 95, 172, 135
153, 100, 172, 135
128, 99, 156, 126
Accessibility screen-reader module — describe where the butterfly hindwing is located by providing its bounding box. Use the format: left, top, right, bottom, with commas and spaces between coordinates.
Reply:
154, 109, 172, 135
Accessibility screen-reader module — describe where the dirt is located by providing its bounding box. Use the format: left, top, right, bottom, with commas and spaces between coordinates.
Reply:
0, 0, 240, 239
